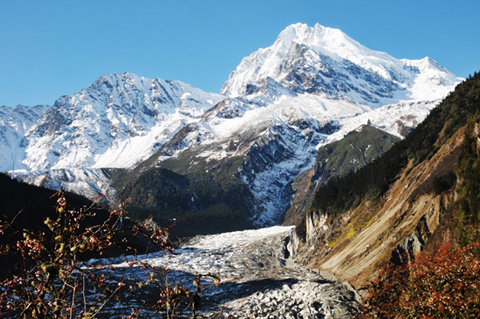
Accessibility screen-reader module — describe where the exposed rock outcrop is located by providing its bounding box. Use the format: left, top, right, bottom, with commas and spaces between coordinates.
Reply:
390, 214, 432, 265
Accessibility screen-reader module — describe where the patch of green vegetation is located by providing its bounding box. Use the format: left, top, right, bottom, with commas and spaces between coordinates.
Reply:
455, 114, 480, 245
344, 225, 358, 240
187, 203, 243, 220
327, 235, 339, 248
316, 125, 400, 179
111, 146, 255, 225
102, 167, 129, 181
342, 202, 378, 243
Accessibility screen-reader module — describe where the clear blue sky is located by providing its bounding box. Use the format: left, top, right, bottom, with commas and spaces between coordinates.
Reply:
1, 0, 479, 107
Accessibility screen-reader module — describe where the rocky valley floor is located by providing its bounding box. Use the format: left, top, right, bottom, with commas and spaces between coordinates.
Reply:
89, 226, 359, 318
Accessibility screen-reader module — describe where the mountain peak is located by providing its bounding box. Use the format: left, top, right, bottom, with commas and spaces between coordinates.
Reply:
90, 72, 151, 92
418, 56, 451, 74
276, 23, 309, 47
220, 23, 390, 98
277, 23, 359, 53
221, 23, 461, 104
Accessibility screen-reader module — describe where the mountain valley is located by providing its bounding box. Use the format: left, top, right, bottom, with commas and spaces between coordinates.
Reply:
3, 21, 480, 318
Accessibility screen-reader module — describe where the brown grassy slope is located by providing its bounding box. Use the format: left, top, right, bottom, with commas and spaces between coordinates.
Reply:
292, 125, 465, 289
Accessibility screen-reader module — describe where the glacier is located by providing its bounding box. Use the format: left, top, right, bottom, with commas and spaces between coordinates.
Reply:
85, 226, 359, 318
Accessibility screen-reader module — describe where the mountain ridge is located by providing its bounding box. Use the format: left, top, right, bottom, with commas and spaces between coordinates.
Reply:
1, 23, 463, 231
221, 23, 458, 104
4, 72, 224, 173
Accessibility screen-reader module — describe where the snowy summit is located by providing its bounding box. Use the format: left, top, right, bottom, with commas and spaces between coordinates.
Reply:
221, 23, 459, 104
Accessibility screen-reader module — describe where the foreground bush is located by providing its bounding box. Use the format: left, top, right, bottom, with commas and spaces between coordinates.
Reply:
360, 241, 480, 318
0, 191, 222, 318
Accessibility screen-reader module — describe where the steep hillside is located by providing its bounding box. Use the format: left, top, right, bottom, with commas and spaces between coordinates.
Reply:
113, 164, 256, 236
0, 174, 112, 273
0, 173, 109, 231
288, 71, 480, 288
0, 173, 176, 278
283, 124, 400, 225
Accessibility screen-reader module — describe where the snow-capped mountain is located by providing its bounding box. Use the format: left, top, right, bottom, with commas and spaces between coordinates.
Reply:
19, 73, 224, 172
137, 23, 462, 227
4, 73, 223, 199
221, 23, 458, 104
2, 23, 463, 229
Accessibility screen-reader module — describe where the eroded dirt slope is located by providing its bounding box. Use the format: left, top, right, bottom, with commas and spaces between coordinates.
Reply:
289, 125, 465, 288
